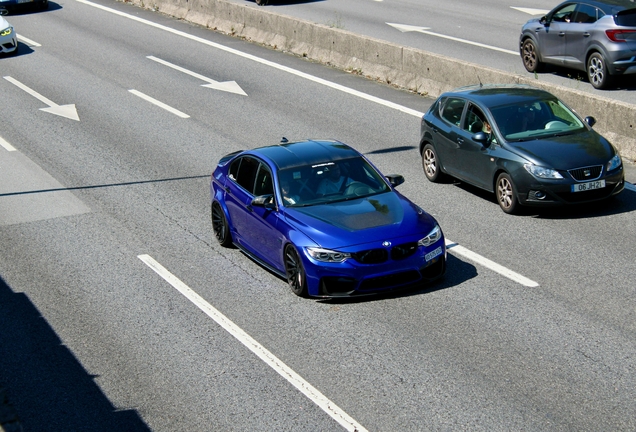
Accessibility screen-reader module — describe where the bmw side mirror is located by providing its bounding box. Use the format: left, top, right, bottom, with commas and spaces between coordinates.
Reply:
585, 116, 596, 127
385, 174, 405, 187
251, 195, 276, 209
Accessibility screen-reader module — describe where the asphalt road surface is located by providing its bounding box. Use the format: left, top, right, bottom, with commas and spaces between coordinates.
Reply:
1, 1, 636, 430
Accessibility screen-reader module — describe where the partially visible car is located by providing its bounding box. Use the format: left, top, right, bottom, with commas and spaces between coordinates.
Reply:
210, 139, 446, 298
419, 84, 625, 214
0, 9, 17, 57
519, 0, 636, 89
0, 0, 47, 13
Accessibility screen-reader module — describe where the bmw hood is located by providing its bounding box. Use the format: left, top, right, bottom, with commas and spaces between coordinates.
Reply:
285, 192, 437, 248
507, 130, 616, 170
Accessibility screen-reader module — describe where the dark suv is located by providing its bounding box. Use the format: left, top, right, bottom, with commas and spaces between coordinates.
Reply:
520, 1, 636, 89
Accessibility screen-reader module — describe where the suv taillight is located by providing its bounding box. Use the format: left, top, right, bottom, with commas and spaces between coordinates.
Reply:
606, 29, 636, 42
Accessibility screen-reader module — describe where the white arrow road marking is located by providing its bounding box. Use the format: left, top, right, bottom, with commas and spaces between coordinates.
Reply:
445, 240, 539, 287
128, 89, 190, 118
147, 56, 247, 96
3, 76, 80, 121
17, 34, 41, 47
387, 22, 519, 55
138, 254, 369, 432
511, 7, 550, 16
0, 135, 17, 152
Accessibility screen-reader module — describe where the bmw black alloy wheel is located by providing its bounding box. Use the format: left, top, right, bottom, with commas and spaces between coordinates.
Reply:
284, 245, 307, 297
211, 202, 232, 247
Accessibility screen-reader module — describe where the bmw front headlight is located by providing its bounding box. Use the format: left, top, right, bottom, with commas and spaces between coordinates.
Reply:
606, 154, 622, 172
1, 26, 13, 37
418, 225, 442, 247
524, 163, 563, 179
306, 247, 350, 263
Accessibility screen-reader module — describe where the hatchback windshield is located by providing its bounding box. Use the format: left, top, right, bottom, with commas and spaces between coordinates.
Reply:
490, 98, 586, 141
277, 157, 391, 207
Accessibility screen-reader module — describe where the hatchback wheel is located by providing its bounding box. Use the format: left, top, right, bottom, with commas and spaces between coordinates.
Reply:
211, 202, 232, 247
422, 144, 444, 183
284, 245, 307, 297
521, 39, 543, 73
496, 173, 519, 214
587, 52, 612, 90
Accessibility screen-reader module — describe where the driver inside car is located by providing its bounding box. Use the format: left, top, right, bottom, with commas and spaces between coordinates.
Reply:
316, 163, 354, 196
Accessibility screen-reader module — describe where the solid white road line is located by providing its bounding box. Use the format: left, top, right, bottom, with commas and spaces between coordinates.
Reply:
17, 34, 41, 47
0, 135, 17, 152
128, 89, 190, 118
445, 240, 539, 287
137, 254, 369, 432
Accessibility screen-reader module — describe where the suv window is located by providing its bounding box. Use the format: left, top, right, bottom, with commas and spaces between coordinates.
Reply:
231, 156, 259, 193
552, 4, 576, 22
573, 4, 598, 23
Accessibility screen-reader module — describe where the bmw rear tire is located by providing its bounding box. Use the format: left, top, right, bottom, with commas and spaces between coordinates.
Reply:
211, 202, 233, 247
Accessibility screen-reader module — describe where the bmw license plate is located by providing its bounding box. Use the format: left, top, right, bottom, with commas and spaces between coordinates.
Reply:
425, 246, 443, 262
572, 179, 605, 192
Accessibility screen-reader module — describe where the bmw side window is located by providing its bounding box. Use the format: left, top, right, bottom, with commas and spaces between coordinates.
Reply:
441, 98, 466, 126
235, 157, 259, 193
254, 164, 274, 197
573, 4, 597, 24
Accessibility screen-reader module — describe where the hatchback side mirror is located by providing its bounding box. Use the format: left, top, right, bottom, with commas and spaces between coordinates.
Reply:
540, 15, 548, 25
385, 174, 405, 187
472, 131, 491, 145
585, 116, 596, 127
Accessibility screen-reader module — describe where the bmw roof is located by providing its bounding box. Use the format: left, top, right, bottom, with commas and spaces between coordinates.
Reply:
248, 139, 361, 170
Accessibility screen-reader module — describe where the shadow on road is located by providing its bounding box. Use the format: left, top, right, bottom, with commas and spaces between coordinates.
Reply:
0, 276, 150, 431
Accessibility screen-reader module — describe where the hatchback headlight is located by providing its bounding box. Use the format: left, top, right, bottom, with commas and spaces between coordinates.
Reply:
418, 225, 442, 247
306, 247, 350, 263
524, 164, 563, 179
1, 27, 14, 37
606, 154, 622, 172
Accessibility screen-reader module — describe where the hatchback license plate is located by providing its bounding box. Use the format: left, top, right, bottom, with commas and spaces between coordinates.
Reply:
572, 179, 605, 192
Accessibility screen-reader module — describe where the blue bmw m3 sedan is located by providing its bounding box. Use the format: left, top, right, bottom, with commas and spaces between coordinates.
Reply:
210, 139, 446, 298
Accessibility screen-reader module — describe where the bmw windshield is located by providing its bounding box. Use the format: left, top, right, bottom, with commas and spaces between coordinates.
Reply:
277, 156, 391, 207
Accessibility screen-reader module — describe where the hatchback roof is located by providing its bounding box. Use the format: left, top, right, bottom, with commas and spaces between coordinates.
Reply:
251, 139, 361, 170
444, 84, 559, 108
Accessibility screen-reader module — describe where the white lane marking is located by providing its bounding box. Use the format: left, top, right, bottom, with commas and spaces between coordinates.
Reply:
147, 55, 247, 95
137, 254, 368, 432
17, 34, 41, 47
3, 76, 80, 121
387, 23, 519, 56
626, 182, 636, 192
511, 7, 550, 16
445, 240, 539, 287
0, 135, 17, 152
128, 89, 190, 118
75, 0, 422, 117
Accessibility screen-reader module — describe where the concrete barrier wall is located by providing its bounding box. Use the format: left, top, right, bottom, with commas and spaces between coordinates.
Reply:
124, 0, 636, 161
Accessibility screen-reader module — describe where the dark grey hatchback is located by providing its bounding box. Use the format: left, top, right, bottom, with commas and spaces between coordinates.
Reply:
419, 84, 625, 214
